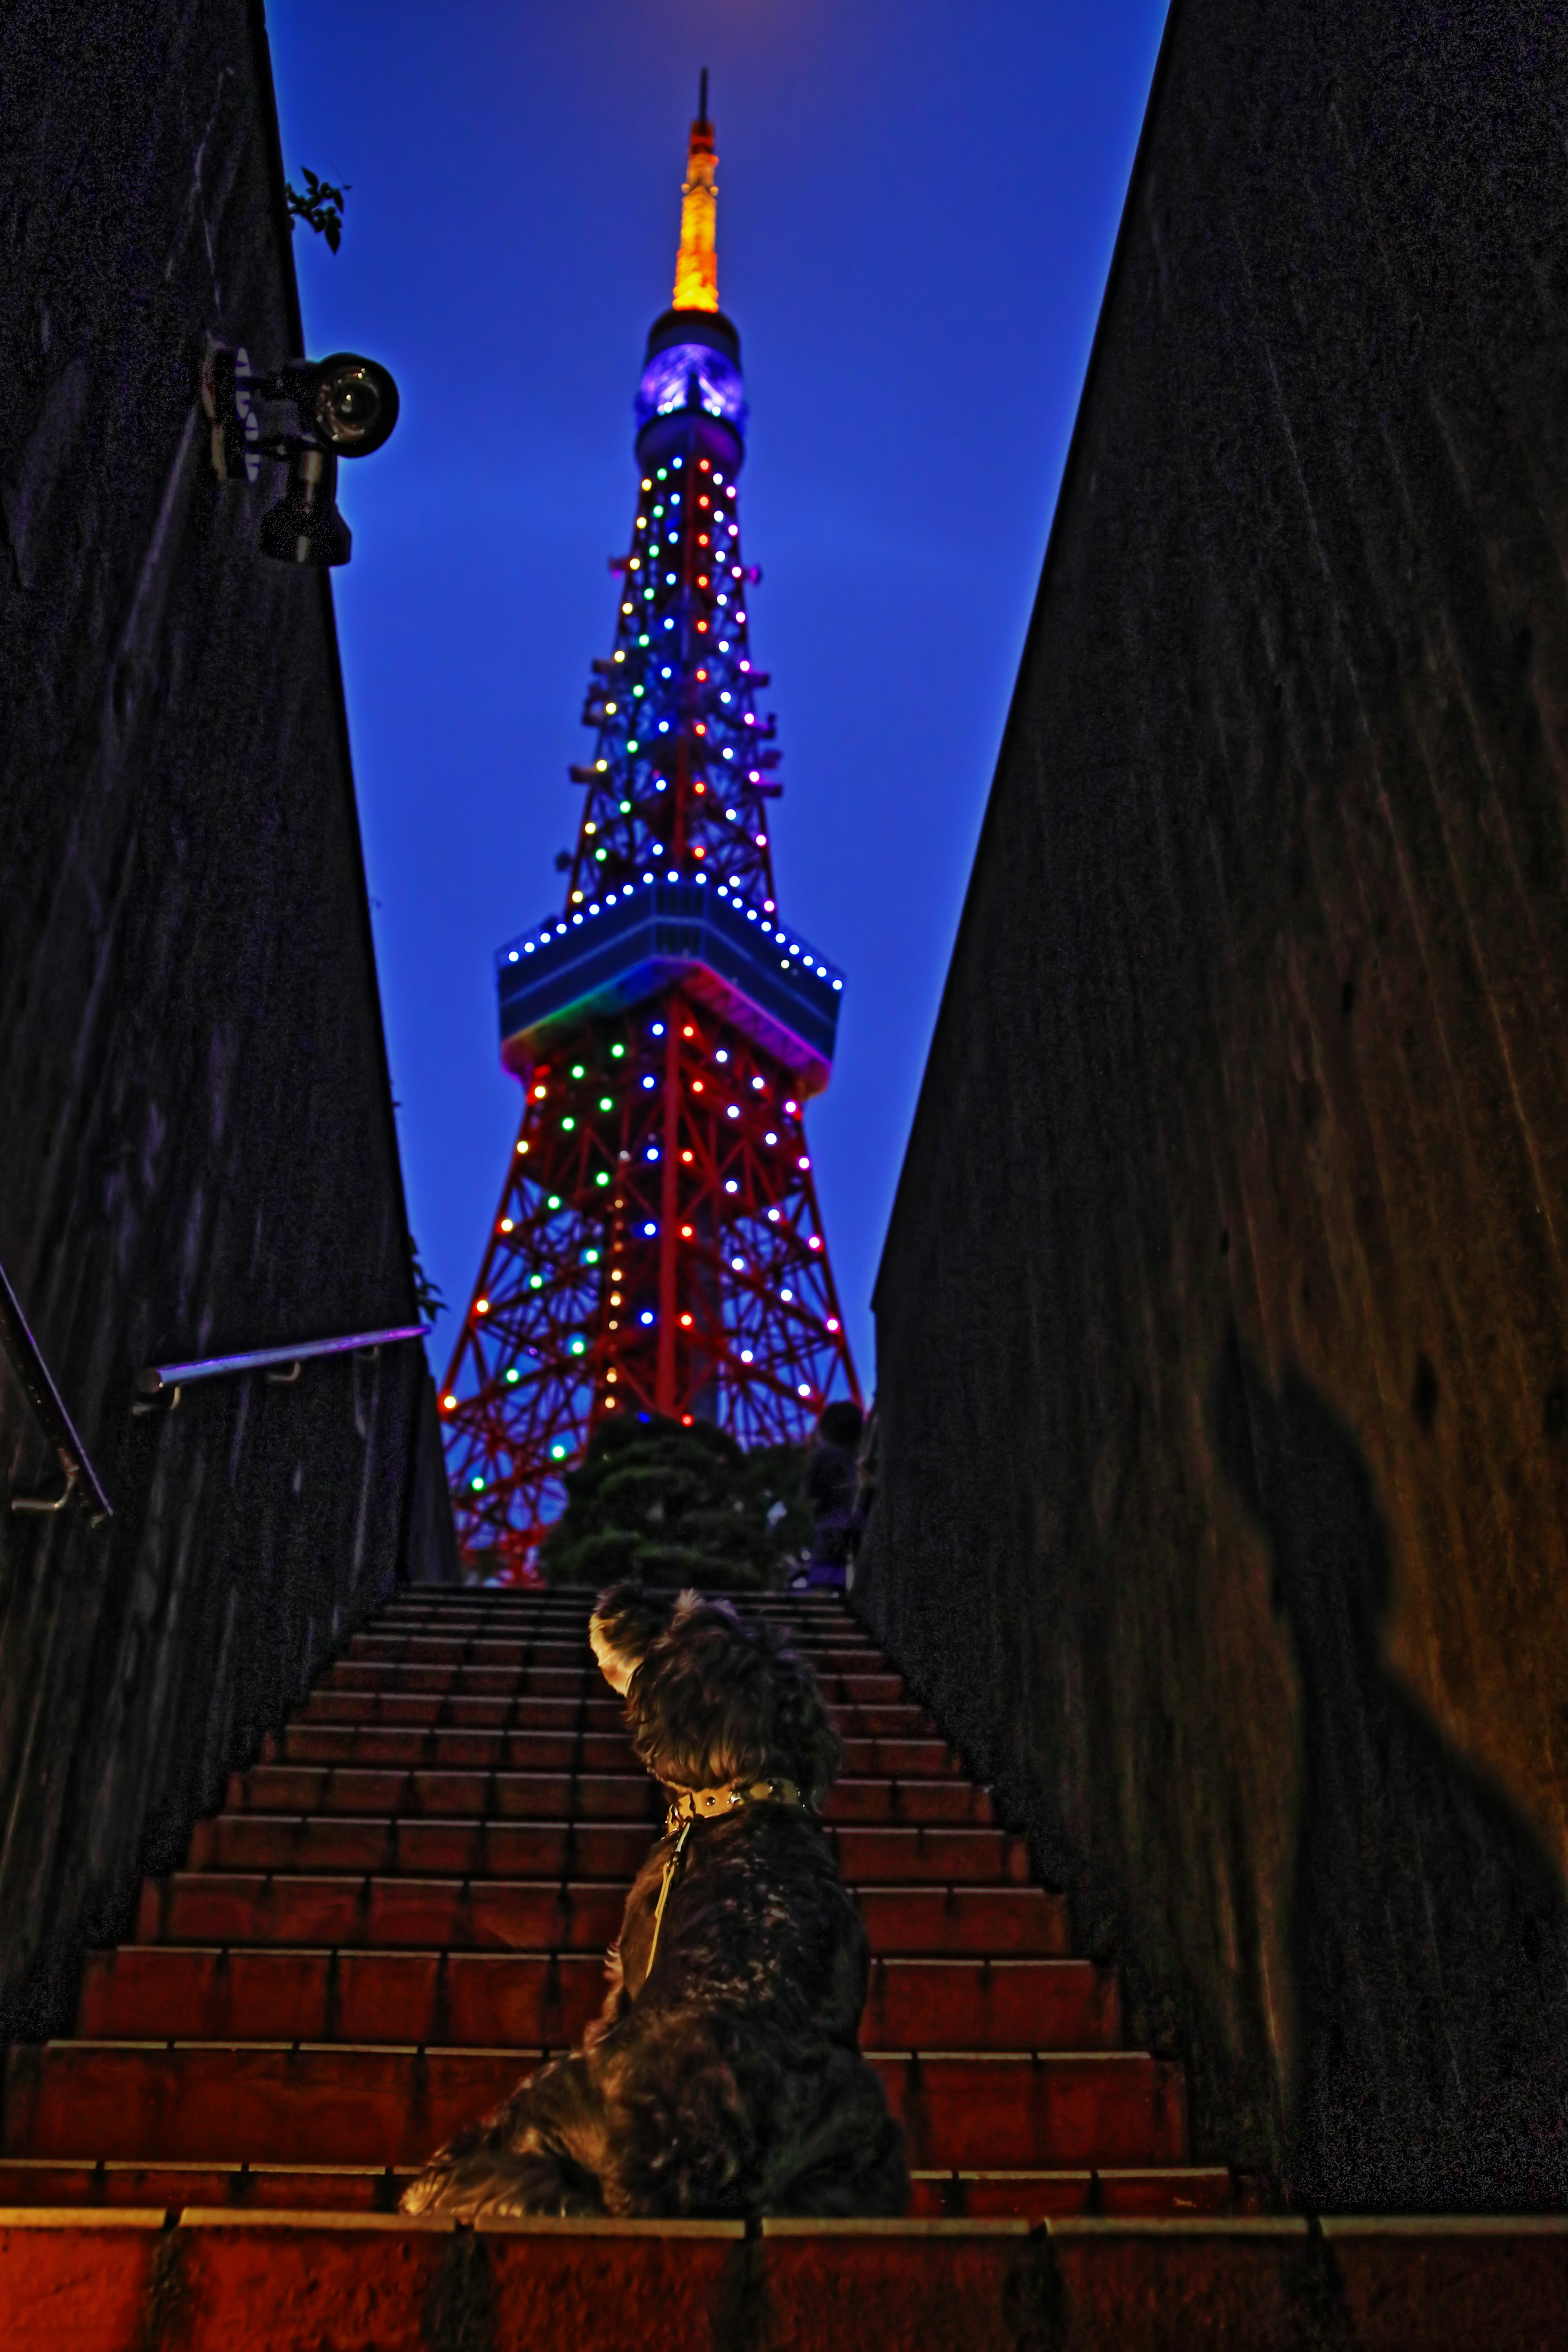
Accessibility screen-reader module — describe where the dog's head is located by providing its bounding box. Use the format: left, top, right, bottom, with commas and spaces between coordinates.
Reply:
590, 1583, 843, 1807
588, 1580, 682, 1695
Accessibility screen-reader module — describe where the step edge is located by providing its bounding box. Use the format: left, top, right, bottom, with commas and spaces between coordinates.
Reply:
911, 2169, 1092, 2182
863, 2050, 1166, 2066
86, 1947, 1092, 1970
0, 2160, 412, 2178
23, 2042, 1145, 2065
177, 2207, 450, 2232
762, 2217, 1029, 2236
0, 2207, 169, 2229
1094, 2167, 1231, 2183
474, 2216, 746, 2237
200, 1813, 1007, 1833
760, 2215, 1304, 2239
1317, 2215, 1568, 2238
6, 2202, 1557, 2242
158, 1882, 1042, 1900
1047, 2217, 1307, 2237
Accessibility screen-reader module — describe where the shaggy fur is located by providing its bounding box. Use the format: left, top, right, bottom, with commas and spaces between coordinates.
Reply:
401, 1585, 908, 2221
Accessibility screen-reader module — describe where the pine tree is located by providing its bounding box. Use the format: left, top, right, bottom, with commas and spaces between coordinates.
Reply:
536, 1412, 808, 1589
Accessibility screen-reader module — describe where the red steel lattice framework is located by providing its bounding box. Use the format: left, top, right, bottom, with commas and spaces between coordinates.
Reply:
441, 91, 860, 1575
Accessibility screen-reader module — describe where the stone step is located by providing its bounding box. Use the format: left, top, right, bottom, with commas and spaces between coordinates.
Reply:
296, 1688, 935, 1738
223, 1764, 996, 1826
2, 2211, 1561, 2352
79, 1950, 1118, 2052
0, 1581, 1225, 2288
131, 1875, 1072, 1955
344, 1636, 883, 1673
183, 1814, 1031, 1886
1, 2044, 1187, 2172
274, 1722, 967, 1778
372, 1597, 858, 1617
0, 2159, 1229, 2219
0, 2159, 410, 2212
362, 1627, 879, 1658
328, 1659, 907, 1703
906, 2167, 1234, 2219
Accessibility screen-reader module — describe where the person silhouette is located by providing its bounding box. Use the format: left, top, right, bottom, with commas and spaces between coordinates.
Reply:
798, 1400, 865, 1592
1213, 1334, 1568, 2209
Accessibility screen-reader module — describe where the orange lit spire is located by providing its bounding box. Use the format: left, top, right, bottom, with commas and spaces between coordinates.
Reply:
673, 69, 719, 313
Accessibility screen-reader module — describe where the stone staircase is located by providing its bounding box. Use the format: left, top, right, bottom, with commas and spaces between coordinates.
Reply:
0, 1587, 1561, 2348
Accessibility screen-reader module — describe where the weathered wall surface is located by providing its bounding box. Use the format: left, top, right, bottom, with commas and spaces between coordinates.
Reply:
859, 0, 1568, 2208
0, 0, 450, 2039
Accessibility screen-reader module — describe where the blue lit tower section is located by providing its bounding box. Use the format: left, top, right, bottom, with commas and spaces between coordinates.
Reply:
440, 91, 860, 1575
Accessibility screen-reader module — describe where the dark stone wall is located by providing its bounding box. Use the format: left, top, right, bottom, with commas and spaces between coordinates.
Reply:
859, 0, 1568, 2209
0, 0, 451, 2039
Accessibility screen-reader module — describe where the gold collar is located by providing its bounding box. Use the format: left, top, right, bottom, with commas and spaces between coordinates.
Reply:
646, 1775, 806, 1978
662, 1775, 802, 1835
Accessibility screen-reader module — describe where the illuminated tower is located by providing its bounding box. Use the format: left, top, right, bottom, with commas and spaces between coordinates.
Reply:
441, 81, 860, 1577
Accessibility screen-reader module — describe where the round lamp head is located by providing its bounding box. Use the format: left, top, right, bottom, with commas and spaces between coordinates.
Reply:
312, 354, 400, 457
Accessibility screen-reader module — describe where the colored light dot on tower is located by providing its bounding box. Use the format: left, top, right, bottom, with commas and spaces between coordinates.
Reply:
441, 90, 859, 1572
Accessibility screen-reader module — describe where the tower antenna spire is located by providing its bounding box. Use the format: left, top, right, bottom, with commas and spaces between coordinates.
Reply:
673, 75, 719, 312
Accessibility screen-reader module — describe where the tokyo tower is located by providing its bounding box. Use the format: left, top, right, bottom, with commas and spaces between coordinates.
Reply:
441, 80, 861, 1577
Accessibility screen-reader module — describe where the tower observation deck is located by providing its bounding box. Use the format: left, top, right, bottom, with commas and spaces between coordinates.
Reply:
441, 84, 860, 1575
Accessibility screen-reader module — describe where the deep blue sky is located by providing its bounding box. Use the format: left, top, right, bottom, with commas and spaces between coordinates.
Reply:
266, 0, 1168, 1387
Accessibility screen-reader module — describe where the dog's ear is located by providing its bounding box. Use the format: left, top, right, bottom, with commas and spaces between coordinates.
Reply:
590, 1581, 678, 1674
669, 1588, 738, 1631
756, 1624, 844, 1806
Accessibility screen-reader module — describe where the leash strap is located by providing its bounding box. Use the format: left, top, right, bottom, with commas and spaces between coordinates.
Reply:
646, 1818, 692, 1980
643, 1777, 804, 1978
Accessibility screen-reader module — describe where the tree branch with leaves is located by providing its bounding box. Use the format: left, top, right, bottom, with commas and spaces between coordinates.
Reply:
285, 166, 350, 254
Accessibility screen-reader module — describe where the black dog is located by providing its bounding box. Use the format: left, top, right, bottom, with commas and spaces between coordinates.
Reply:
400, 1584, 908, 2220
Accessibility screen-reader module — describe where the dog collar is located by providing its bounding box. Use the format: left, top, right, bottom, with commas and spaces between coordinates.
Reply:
646, 1776, 805, 1979
662, 1775, 802, 1835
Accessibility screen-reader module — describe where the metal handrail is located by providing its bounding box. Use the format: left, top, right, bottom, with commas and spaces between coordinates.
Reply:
0, 1255, 114, 1526
134, 1322, 430, 1401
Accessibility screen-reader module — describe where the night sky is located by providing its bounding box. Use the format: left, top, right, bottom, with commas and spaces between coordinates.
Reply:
265, 0, 1168, 1390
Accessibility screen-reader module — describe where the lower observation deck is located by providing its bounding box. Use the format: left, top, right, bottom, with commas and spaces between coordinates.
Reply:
497, 878, 843, 1092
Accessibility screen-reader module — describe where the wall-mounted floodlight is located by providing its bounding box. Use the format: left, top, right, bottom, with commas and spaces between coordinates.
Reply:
200, 343, 400, 567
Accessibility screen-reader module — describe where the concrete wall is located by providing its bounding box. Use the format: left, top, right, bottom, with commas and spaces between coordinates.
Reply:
0, 0, 452, 2039
859, 0, 1568, 2208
